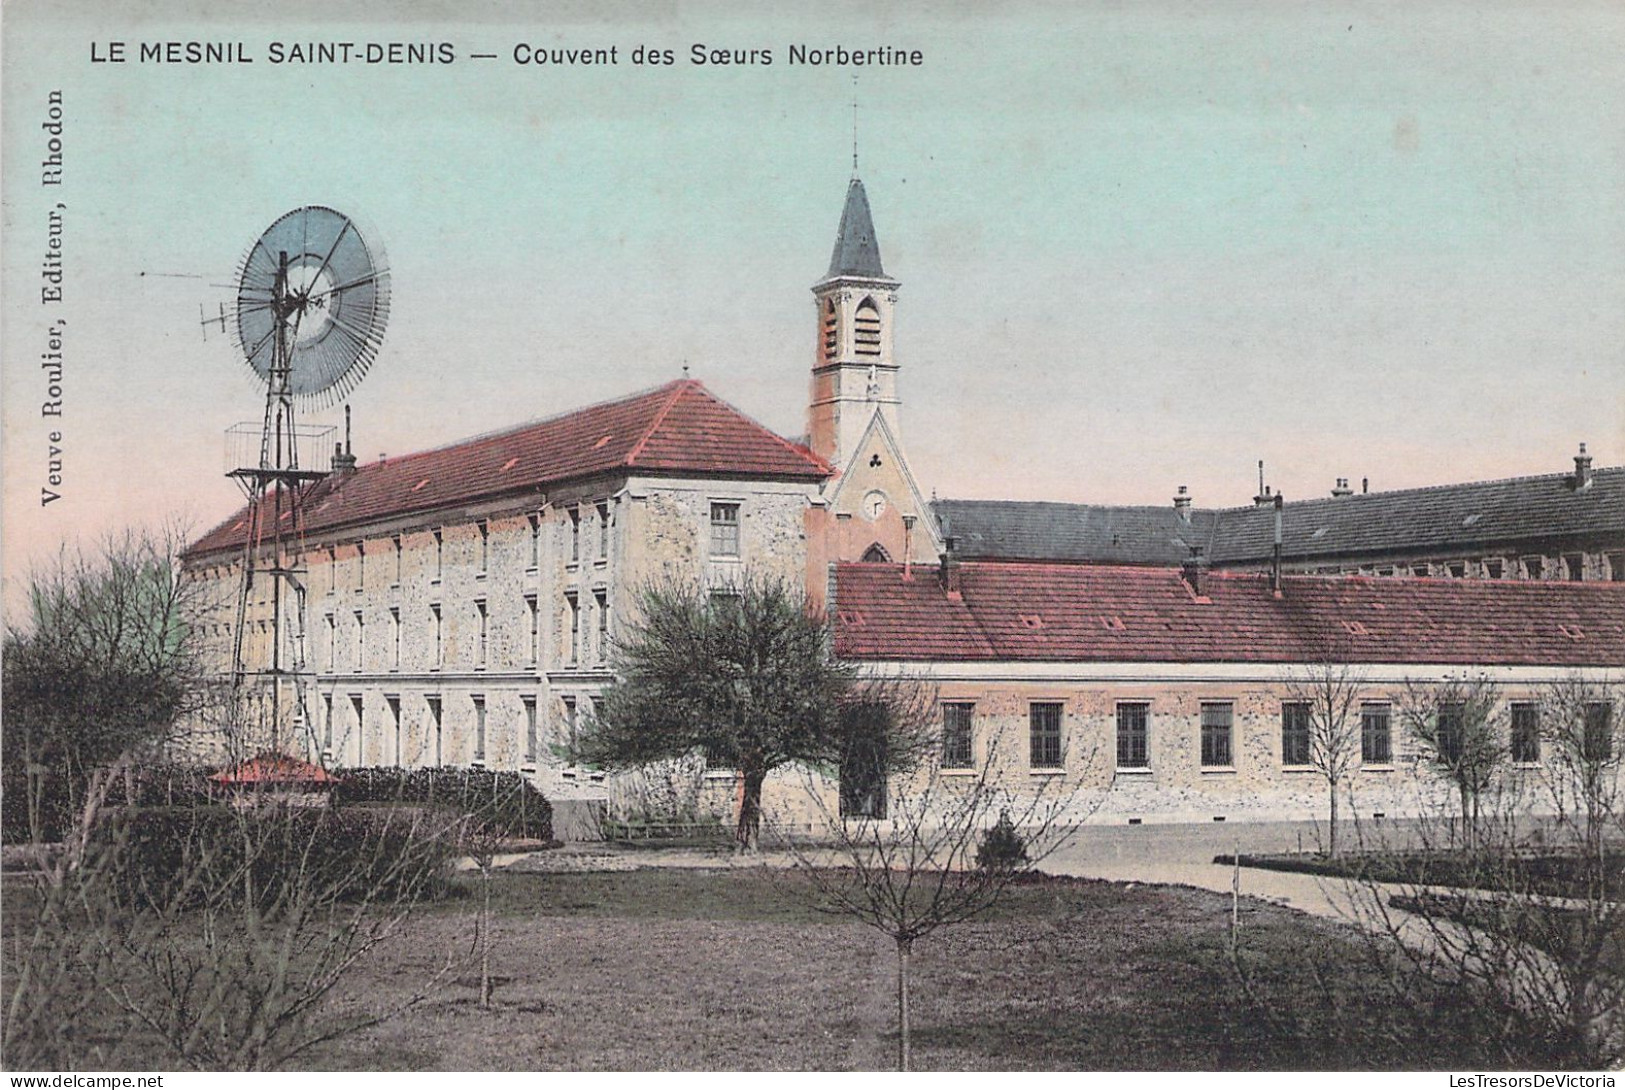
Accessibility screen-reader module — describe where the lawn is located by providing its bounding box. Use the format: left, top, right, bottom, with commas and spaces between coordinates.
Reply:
296, 867, 1508, 1070
4, 865, 1532, 1070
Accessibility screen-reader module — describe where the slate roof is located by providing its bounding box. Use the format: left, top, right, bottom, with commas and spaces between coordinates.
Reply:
187, 380, 829, 557
833, 561, 1625, 667
934, 466, 1625, 567
824, 177, 888, 280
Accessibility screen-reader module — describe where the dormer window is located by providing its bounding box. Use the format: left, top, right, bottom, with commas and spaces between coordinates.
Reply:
853, 297, 881, 357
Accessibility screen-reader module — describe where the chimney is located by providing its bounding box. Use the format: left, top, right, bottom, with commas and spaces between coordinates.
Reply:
1331, 477, 1354, 498
1173, 485, 1192, 522
939, 534, 962, 599
1573, 443, 1593, 490
1181, 545, 1208, 598
1253, 460, 1273, 506
901, 514, 916, 580
1270, 492, 1285, 597
331, 404, 358, 474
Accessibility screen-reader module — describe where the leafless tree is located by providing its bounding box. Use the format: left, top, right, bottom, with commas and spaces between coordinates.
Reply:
1398, 674, 1507, 848
776, 724, 1094, 1071
1281, 661, 1366, 856
3, 523, 225, 849
1311, 674, 1625, 1068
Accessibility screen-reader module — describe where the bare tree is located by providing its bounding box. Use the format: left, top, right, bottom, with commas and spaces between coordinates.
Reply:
777, 724, 1092, 1071
1305, 675, 1625, 1068
1281, 662, 1366, 856
1399, 675, 1506, 848
3, 524, 223, 849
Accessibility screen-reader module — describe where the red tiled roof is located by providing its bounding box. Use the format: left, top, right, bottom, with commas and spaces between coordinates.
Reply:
833, 562, 1625, 667
210, 753, 338, 784
187, 381, 830, 556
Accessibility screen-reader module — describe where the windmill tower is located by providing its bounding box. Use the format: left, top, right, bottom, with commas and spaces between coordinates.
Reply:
214, 206, 390, 760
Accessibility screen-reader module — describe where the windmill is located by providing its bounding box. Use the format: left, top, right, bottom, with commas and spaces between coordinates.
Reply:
213, 206, 390, 760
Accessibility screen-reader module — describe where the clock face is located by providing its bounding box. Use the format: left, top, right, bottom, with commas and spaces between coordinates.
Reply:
862, 490, 888, 520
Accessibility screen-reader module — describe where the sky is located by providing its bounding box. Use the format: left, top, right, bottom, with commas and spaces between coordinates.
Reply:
4, 0, 1623, 612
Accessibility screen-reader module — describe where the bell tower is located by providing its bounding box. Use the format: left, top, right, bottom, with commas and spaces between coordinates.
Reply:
808, 177, 901, 471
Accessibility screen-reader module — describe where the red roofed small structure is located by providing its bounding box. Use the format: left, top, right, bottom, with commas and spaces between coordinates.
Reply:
210, 753, 338, 785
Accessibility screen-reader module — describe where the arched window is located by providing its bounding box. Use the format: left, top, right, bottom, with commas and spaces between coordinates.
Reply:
854, 297, 881, 357
861, 543, 892, 563
822, 298, 838, 361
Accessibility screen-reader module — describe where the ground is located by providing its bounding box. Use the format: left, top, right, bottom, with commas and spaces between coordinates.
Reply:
284, 866, 1500, 1071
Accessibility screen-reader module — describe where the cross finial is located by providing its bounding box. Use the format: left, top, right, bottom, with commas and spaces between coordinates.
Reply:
851, 75, 860, 177
681, 362, 689, 378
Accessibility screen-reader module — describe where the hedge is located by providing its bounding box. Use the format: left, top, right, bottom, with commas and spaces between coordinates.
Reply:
332, 766, 553, 841
91, 804, 457, 911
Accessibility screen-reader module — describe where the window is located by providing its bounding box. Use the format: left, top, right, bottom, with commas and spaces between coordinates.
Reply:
1200, 703, 1233, 767
433, 530, 443, 582
350, 694, 365, 764
1584, 702, 1614, 762
1029, 702, 1063, 769
1610, 553, 1625, 582
472, 695, 487, 764
430, 603, 442, 669
710, 502, 741, 557
523, 695, 538, 764
322, 693, 334, 752
1447, 562, 1466, 579
325, 613, 336, 672
1281, 702, 1312, 766
562, 697, 578, 762
597, 502, 611, 560
389, 607, 401, 672
1437, 702, 1465, 765
565, 593, 580, 665
1564, 554, 1584, 582
475, 599, 488, 668
1511, 702, 1540, 764
1361, 703, 1391, 765
387, 695, 401, 765
528, 513, 541, 569
426, 695, 443, 765
357, 541, 366, 590
526, 594, 539, 666
568, 507, 581, 563
1411, 563, 1430, 578
941, 703, 974, 769
595, 590, 609, 663
392, 535, 402, 586
1116, 703, 1149, 769
352, 610, 364, 672
477, 520, 489, 577
1485, 558, 1504, 580
822, 297, 838, 360
1522, 555, 1544, 580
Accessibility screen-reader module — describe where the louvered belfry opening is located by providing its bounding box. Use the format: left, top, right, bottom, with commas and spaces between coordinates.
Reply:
853, 297, 882, 357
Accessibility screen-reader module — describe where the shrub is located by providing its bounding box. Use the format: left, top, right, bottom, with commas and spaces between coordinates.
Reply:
332, 766, 553, 841
975, 809, 1029, 871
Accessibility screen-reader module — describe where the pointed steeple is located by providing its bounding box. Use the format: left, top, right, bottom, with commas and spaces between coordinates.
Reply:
826, 178, 886, 279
